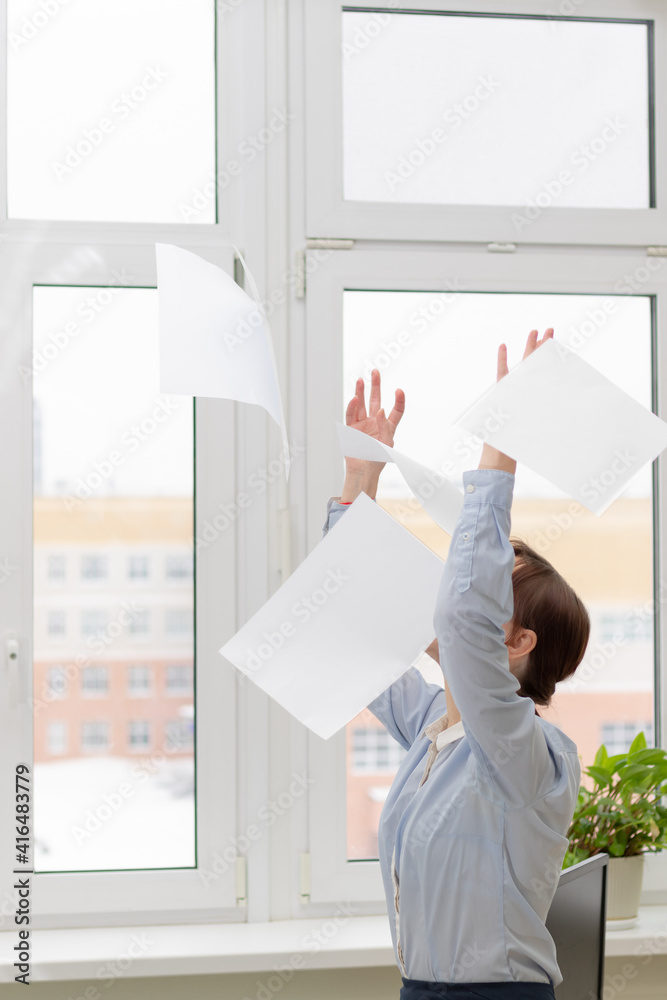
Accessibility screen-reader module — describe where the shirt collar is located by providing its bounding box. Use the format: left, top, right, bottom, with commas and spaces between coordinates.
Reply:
421, 712, 465, 750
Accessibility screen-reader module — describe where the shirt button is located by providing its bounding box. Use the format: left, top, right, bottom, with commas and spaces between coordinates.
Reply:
462, 532, 470, 540
466, 484, 475, 493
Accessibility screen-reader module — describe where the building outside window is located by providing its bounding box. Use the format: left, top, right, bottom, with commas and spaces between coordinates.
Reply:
165, 719, 193, 751
47, 665, 68, 699
81, 721, 109, 753
81, 555, 108, 580
165, 608, 193, 635
129, 609, 150, 636
81, 666, 109, 698
47, 721, 68, 756
600, 721, 654, 756
165, 663, 193, 696
127, 664, 152, 697
47, 554, 66, 581
165, 554, 192, 580
47, 610, 66, 637
351, 726, 407, 774
81, 609, 109, 637
128, 720, 151, 751
128, 555, 150, 580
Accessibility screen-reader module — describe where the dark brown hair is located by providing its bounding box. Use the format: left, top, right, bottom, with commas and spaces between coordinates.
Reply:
507, 539, 590, 708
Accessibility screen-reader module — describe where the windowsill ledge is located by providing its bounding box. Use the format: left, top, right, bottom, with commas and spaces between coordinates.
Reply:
2, 907, 666, 984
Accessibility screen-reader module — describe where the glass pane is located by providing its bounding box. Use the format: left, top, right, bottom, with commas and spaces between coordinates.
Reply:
344, 290, 653, 860
33, 286, 195, 871
8, 0, 215, 222
343, 11, 650, 208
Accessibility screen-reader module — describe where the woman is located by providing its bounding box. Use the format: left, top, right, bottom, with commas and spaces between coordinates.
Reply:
323, 330, 590, 1000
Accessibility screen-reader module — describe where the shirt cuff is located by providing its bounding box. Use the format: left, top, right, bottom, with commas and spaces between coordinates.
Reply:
461, 468, 515, 508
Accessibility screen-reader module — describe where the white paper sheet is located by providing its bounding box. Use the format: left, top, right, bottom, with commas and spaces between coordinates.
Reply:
156, 242, 290, 476
336, 423, 463, 535
454, 338, 667, 514
219, 492, 445, 739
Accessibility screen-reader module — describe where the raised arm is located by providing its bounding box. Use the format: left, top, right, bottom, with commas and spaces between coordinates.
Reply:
434, 331, 557, 806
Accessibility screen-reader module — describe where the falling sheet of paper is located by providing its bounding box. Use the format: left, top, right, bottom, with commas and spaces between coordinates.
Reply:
336, 423, 463, 535
156, 243, 290, 476
219, 492, 445, 739
454, 338, 667, 514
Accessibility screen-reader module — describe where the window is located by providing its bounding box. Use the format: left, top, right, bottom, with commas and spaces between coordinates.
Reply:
47, 554, 66, 581
47, 610, 66, 637
165, 554, 193, 580
127, 664, 152, 696
47, 666, 68, 699
599, 609, 654, 644
165, 664, 193, 696
128, 720, 151, 751
81, 555, 108, 580
128, 555, 150, 580
351, 726, 407, 773
81, 666, 109, 698
81, 609, 110, 637
165, 719, 194, 751
600, 721, 654, 756
129, 609, 151, 636
47, 722, 68, 756
165, 608, 193, 635
81, 721, 110, 753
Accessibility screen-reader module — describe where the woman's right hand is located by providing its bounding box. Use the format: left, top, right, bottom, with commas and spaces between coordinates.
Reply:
340, 368, 405, 502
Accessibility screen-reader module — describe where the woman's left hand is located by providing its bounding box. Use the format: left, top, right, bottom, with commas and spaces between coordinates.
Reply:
479, 328, 554, 474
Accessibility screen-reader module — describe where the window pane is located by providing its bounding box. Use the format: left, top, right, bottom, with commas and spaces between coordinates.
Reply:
344, 290, 653, 859
33, 286, 195, 872
343, 11, 650, 208
8, 0, 215, 222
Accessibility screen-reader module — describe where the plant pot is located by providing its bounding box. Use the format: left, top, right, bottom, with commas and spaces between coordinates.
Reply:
606, 854, 645, 929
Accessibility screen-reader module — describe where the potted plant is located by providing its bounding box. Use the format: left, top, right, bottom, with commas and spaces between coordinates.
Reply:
564, 731, 667, 928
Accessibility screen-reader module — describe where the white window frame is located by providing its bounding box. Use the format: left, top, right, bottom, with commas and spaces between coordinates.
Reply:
304, 246, 667, 904
304, 0, 667, 245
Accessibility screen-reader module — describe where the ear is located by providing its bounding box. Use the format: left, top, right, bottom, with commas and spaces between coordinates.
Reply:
505, 627, 537, 663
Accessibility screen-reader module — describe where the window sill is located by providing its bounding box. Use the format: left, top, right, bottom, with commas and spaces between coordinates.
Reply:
1, 907, 666, 983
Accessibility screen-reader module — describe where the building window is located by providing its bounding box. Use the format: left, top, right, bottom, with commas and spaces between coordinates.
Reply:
599, 610, 653, 644
47, 721, 68, 756
47, 554, 66, 581
47, 665, 68, 699
165, 608, 193, 635
128, 556, 150, 580
600, 721, 654, 756
81, 609, 109, 637
81, 555, 108, 580
48, 610, 66, 636
81, 666, 109, 698
351, 727, 407, 774
128, 720, 151, 751
165, 719, 194, 751
165, 554, 193, 580
81, 721, 109, 753
127, 665, 152, 697
165, 664, 193, 696
129, 609, 150, 636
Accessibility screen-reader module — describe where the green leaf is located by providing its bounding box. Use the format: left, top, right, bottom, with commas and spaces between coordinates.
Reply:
630, 749, 667, 766
586, 766, 613, 787
628, 731, 648, 755
617, 764, 652, 785
594, 744, 610, 768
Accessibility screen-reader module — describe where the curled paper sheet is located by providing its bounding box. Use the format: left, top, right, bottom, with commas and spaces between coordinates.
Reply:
219, 492, 445, 739
156, 242, 290, 477
336, 422, 463, 535
454, 338, 667, 514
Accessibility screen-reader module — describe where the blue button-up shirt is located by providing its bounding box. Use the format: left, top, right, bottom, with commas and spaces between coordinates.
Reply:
324, 469, 580, 986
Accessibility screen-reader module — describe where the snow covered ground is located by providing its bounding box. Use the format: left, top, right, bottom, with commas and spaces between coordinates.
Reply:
34, 755, 195, 871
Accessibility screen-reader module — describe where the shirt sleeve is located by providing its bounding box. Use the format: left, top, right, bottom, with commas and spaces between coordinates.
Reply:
323, 496, 447, 747
433, 468, 554, 806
